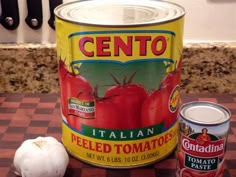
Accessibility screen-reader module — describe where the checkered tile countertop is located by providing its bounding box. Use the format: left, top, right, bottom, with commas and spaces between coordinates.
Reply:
0, 93, 235, 177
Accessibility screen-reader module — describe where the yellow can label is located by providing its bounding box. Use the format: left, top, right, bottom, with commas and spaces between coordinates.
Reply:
56, 15, 184, 167
62, 120, 178, 167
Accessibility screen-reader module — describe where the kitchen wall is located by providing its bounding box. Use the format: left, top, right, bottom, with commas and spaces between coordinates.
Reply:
171, 0, 236, 42
0, 0, 235, 43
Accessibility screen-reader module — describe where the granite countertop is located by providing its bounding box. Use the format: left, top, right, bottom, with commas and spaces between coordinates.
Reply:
0, 43, 235, 94
182, 43, 236, 93
0, 93, 235, 177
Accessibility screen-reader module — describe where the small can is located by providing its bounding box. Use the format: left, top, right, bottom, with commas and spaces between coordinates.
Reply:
55, 0, 185, 168
177, 101, 231, 177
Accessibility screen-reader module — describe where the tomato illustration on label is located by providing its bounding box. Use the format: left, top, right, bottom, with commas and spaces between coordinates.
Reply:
94, 95, 121, 129
104, 72, 148, 129
58, 59, 68, 117
141, 89, 164, 127
161, 65, 181, 129
180, 168, 217, 177
76, 85, 121, 129
58, 59, 94, 129
177, 151, 185, 169
141, 63, 181, 129
71, 91, 95, 130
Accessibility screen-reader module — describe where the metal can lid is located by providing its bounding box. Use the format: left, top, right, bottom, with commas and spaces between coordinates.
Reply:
54, 0, 185, 26
180, 101, 231, 125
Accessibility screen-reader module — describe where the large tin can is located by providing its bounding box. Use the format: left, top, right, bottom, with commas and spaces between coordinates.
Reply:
177, 101, 231, 177
55, 0, 185, 168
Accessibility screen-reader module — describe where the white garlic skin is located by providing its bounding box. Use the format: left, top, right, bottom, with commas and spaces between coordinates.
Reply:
14, 137, 69, 177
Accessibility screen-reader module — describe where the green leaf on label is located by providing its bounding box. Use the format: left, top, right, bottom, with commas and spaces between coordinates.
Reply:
78, 61, 166, 96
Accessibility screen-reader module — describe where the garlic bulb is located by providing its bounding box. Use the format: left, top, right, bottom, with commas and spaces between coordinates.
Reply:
14, 137, 69, 177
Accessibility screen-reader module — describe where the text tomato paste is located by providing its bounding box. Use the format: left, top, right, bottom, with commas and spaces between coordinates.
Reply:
55, 0, 185, 168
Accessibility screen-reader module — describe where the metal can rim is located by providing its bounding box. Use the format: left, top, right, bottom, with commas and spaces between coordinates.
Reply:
179, 101, 231, 126
54, 0, 186, 27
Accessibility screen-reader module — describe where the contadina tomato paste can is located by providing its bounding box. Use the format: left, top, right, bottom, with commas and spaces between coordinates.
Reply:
177, 101, 231, 177
54, 0, 185, 168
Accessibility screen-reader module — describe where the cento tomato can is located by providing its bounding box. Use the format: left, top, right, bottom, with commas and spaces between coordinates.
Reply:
54, 0, 185, 168
177, 101, 231, 177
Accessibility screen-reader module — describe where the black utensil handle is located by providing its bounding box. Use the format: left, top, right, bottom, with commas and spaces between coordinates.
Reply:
25, 0, 43, 29
0, 0, 20, 30
0, 1, 2, 23
48, 0, 63, 30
